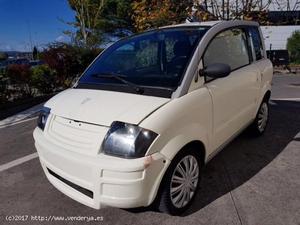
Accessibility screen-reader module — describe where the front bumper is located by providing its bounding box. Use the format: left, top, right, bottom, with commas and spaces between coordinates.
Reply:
33, 128, 170, 209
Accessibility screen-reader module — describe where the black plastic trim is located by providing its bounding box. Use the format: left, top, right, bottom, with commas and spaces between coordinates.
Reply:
75, 83, 173, 98
47, 168, 94, 199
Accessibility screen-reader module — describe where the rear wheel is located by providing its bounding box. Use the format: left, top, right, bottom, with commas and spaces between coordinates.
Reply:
156, 148, 202, 215
250, 99, 269, 135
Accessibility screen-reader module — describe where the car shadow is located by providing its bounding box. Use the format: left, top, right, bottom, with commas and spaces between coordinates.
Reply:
184, 100, 300, 216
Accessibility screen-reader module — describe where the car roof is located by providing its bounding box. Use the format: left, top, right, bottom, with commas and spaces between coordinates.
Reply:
160, 20, 259, 29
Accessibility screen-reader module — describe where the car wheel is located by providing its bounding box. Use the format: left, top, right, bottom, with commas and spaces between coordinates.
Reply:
251, 99, 269, 135
156, 148, 202, 215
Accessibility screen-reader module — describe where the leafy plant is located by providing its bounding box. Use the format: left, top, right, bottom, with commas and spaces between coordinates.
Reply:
0, 76, 8, 104
31, 65, 56, 94
0, 52, 8, 61
131, 0, 193, 32
6, 64, 34, 98
41, 43, 81, 87
41, 43, 101, 88
287, 30, 300, 64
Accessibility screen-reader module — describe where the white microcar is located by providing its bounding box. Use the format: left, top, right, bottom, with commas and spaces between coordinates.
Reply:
34, 20, 273, 215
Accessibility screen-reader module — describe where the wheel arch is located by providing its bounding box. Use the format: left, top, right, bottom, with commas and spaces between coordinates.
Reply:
148, 139, 206, 207
264, 90, 271, 101
255, 89, 271, 115
177, 140, 206, 165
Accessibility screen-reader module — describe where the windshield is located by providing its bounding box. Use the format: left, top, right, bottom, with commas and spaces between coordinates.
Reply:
77, 26, 210, 97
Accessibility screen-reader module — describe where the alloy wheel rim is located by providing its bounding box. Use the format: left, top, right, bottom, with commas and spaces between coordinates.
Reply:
257, 102, 268, 132
170, 155, 199, 208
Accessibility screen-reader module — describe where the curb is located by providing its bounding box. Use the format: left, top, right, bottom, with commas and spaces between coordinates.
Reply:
0, 103, 44, 128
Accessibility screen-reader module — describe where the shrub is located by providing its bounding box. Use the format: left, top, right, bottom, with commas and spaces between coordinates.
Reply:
41, 43, 101, 88
41, 43, 80, 88
7, 64, 31, 83
287, 30, 300, 64
31, 65, 56, 94
6, 64, 33, 98
0, 77, 8, 104
76, 47, 102, 72
0, 52, 8, 61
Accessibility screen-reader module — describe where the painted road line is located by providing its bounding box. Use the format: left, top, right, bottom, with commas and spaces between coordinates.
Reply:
271, 98, 300, 101
269, 100, 277, 106
0, 153, 38, 173
0, 116, 38, 129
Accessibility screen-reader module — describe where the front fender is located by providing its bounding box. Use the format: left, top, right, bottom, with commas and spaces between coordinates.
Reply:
140, 88, 213, 161
148, 124, 208, 161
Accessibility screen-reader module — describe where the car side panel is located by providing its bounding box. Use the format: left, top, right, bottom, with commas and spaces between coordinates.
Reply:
205, 63, 261, 151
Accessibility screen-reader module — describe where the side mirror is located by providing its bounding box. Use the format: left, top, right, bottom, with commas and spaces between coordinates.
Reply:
200, 63, 231, 79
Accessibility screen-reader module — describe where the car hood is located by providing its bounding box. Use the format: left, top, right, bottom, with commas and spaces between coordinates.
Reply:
45, 89, 170, 127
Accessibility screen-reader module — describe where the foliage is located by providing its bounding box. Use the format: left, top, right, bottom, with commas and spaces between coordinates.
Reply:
65, 0, 134, 48
30, 65, 56, 94
75, 46, 102, 70
65, 0, 297, 45
7, 64, 31, 84
41, 43, 101, 87
190, 0, 270, 22
33, 46, 39, 60
0, 52, 8, 61
97, 0, 134, 34
0, 77, 8, 104
287, 30, 300, 64
6, 64, 34, 97
41, 43, 80, 87
132, 0, 193, 32
1, 44, 101, 104
65, 0, 105, 48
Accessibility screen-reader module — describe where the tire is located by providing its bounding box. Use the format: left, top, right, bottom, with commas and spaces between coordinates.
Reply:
155, 148, 203, 215
250, 98, 269, 136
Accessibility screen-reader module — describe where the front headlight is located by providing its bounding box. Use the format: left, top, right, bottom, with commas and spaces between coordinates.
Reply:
37, 106, 51, 131
101, 121, 158, 159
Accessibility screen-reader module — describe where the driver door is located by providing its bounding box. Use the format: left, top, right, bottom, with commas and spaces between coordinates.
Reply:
203, 28, 260, 150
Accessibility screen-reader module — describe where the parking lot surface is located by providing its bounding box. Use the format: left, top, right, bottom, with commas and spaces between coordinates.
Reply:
0, 74, 299, 225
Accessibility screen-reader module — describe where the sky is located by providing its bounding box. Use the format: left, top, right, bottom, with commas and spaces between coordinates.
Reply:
0, 0, 75, 52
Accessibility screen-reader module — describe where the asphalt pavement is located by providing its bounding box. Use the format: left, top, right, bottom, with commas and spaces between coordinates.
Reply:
0, 74, 299, 225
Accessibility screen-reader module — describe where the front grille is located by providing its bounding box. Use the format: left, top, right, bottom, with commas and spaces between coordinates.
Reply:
47, 168, 93, 199
47, 116, 108, 155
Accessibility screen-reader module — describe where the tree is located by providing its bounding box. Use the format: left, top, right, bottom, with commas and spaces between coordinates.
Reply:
287, 30, 300, 64
65, 0, 105, 48
191, 0, 300, 23
0, 52, 8, 61
97, 0, 134, 34
65, 0, 134, 48
33, 46, 38, 60
132, 0, 193, 32
191, 0, 270, 22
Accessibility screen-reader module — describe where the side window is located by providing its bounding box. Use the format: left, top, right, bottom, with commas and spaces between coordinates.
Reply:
203, 28, 250, 81
248, 27, 264, 61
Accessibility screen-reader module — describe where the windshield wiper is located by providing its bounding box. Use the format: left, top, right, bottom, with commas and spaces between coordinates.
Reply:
91, 72, 144, 94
